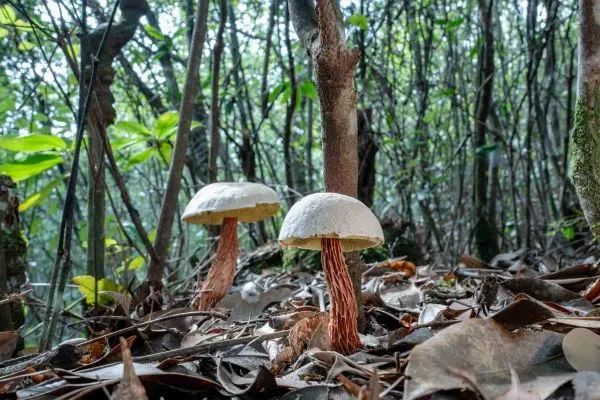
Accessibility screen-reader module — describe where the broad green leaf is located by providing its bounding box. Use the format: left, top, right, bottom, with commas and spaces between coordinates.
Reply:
268, 82, 285, 103
154, 111, 179, 138
105, 238, 118, 247
157, 141, 172, 164
113, 120, 152, 136
126, 147, 154, 168
72, 275, 124, 305
13, 19, 33, 32
0, 5, 16, 24
18, 176, 64, 212
17, 39, 35, 51
0, 134, 66, 152
300, 80, 317, 100
0, 27, 8, 38
116, 255, 145, 275
0, 154, 63, 182
348, 14, 368, 30
144, 24, 165, 41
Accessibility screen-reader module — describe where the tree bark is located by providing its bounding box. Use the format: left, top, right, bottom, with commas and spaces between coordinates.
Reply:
473, 0, 499, 261
208, 0, 227, 183
146, 0, 210, 287
288, 0, 363, 323
571, 0, 600, 238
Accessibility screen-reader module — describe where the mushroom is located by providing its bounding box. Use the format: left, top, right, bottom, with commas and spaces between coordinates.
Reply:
278, 192, 384, 354
182, 182, 280, 310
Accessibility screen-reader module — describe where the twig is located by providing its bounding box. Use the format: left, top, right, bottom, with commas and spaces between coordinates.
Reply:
132, 329, 290, 362
0, 289, 33, 306
77, 310, 228, 347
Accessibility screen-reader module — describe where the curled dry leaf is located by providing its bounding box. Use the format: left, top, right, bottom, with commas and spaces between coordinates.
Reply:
110, 337, 148, 400
562, 328, 600, 372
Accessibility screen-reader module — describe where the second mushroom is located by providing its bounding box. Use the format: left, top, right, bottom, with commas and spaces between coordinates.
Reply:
182, 182, 280, 310
279, 193, 384, 354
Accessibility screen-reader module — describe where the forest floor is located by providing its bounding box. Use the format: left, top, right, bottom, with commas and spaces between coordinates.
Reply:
2, 240, 600, 399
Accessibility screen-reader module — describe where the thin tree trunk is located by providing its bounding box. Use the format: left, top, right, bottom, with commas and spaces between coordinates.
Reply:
283, 1, 298, 204
288, 0, 363, 325
208, 0, 227, 183
571, 0, 600, 238
146, 0, 210, 288
473, 0, 499, 261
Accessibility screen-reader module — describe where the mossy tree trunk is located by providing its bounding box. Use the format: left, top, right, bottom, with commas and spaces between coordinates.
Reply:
571, 0, 600, 238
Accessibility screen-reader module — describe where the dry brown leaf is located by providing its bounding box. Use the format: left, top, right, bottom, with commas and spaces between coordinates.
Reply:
494, 367, 540, 400
289, 312, 329, 356
404, 319, 574, 400
0, 331, 19, 362
378, 259, 416, 278
562, 328, 600, 372
110, 337, 148, 400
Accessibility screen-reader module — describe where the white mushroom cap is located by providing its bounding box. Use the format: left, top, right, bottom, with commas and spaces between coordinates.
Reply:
278, 193, 384, 251
182, 182, 280, 225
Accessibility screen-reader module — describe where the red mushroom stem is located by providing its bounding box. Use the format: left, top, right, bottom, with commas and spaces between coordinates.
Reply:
321, 238, 363, 354
195, 217, 238, 310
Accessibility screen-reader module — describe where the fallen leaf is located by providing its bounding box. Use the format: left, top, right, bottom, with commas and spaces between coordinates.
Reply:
110, 337, 148, 399
494, 366, 540, 400
289, 312, 329, 355
219, 286, 294, 322
0, 331, 19, 362
404, 319, 575, 400
563, 328, 600, 372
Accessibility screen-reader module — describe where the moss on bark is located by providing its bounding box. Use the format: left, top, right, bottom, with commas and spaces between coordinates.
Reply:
571, 88, 600, 238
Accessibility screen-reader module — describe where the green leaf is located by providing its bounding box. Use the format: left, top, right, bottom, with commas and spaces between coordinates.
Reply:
126, 147, 155, 168
144, 24, 165, 41
475, 143, 499, 156
17, 39, 35, 51
348, 14, 368, 30
157, 141, 172, 164
13, 19, 33, 32
561, 226, 576, 241
72, 275, 124, 305
148, 228, 157, 243
0, 27, 8, 38
0, 134, 67, 152
300, 80, 317, 100
18, 176, 64, 212
268, 82, 285, 103
0, 154, 63, 182
154, 111, 179, 138
113, 120, 152, 136
0, 5, 16, 24
116, 255, 145, 275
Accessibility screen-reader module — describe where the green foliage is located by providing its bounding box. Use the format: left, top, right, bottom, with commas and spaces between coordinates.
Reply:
72, 275, 124, 305
19, 175, 65, 212
347, 14, 368, 30
0, 154, 62, 181
0, 134, 67, 152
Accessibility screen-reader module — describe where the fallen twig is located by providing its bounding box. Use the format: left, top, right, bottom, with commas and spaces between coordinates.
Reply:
132, 329, 290, 362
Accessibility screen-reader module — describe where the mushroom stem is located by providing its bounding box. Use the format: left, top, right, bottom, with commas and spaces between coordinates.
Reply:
196, 217, 238, 310
321, 238, 363, 354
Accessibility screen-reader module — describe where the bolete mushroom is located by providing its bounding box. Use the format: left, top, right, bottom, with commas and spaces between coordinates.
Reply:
182, 182, 280, 310
278, 192, 384, 354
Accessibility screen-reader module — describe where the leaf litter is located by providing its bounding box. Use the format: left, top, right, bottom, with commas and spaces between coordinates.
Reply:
3, 248, 600, 398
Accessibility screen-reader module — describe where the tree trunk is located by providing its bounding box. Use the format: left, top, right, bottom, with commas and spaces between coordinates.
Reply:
288, 0, 363, 324
208, 0, 227, 183
146, 0, 210, 287
0, 176, 26, 333
473, 0, 499, 261
571, 0, 600, 238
